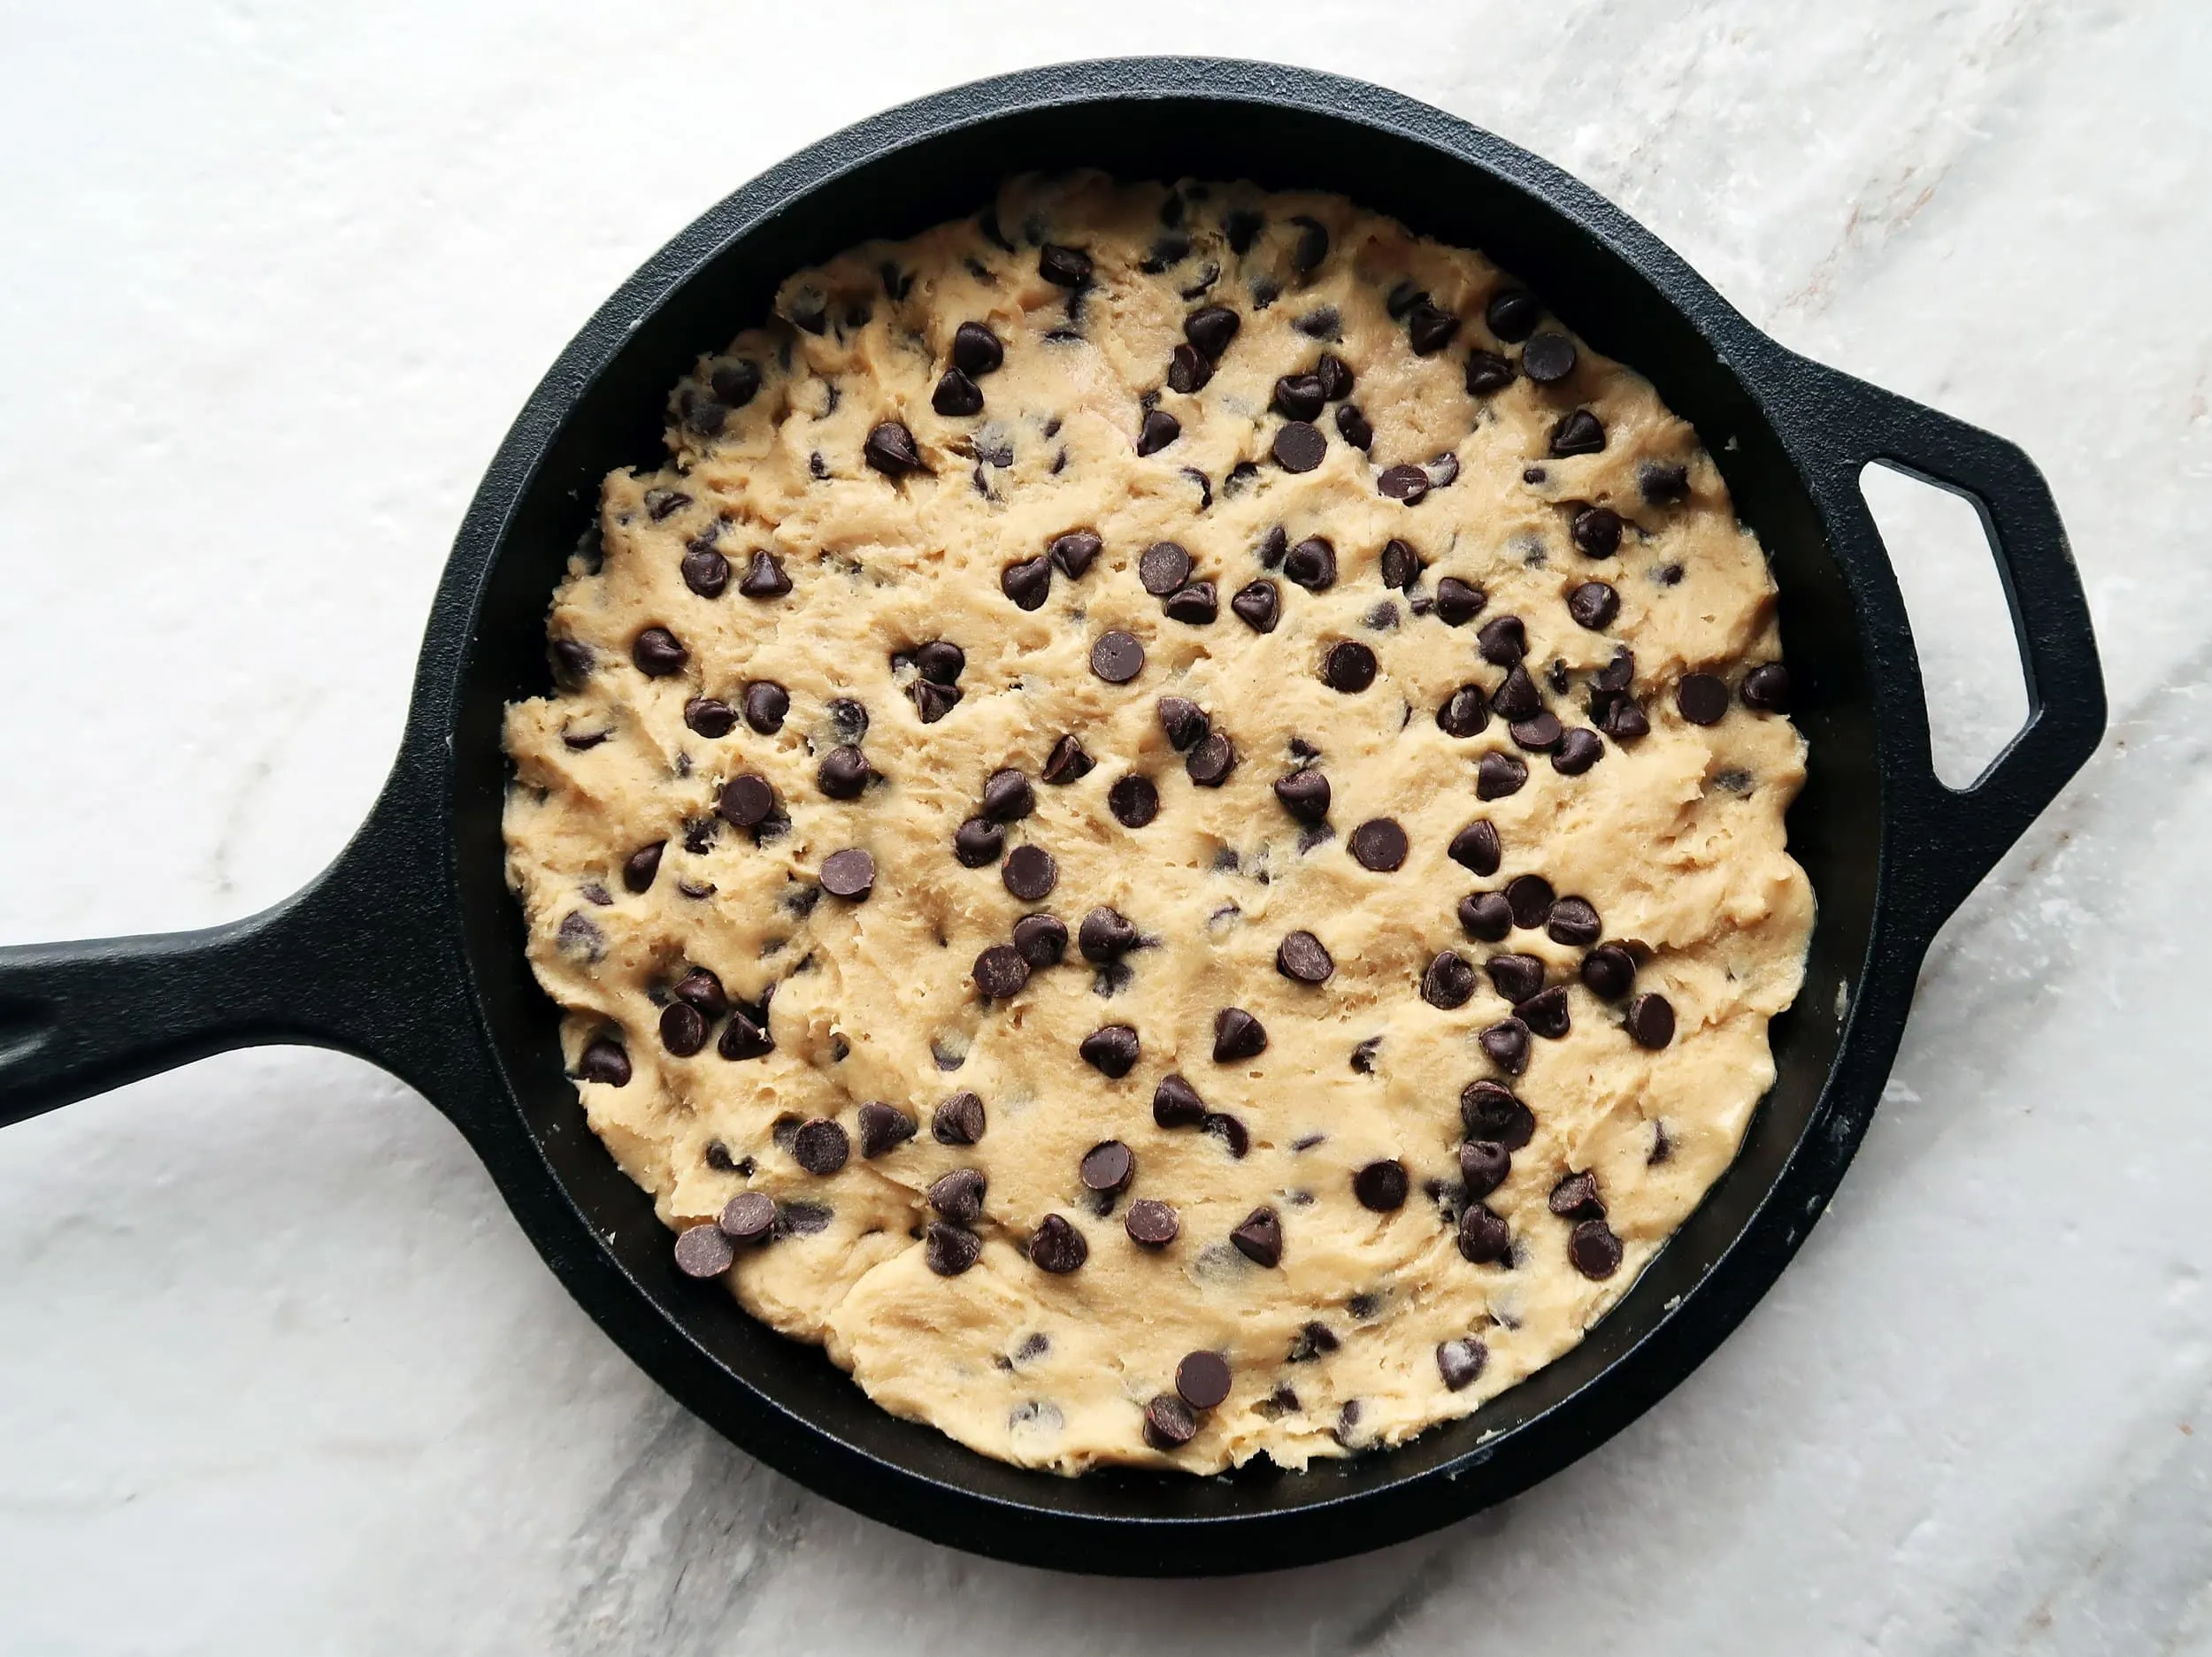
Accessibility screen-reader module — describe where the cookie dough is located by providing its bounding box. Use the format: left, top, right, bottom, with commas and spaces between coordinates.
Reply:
502, 173, 1813, 1475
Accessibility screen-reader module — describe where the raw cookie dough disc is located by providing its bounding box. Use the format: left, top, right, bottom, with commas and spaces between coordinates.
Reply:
502, 173, 1813, 1475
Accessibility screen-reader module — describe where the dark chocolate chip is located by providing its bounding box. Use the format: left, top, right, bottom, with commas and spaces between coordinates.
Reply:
1079, 1024, 1141, 1078
1377, 464, 1429, 503
864, 421, 925, 475
1117, 1197, 1178, 1249
718, 773, 776, 827
933, 1091, 987, 1145
1256, 525, 1289, 569
1030, 1213, 1089, 1274
1148, 1073, 1205, 1130
1002, 555, 1053, 610
1742, 663, 1793, 712
1288, 214, 1329, 272
1186, 731, 1235, 786
1546, 898, 1601, 948
1488, 953, 1547, 1005
710, 359, 761, 409
1678, 673, 1730, 726
1077, 1140, 1136, 1199
1579, 944, 1636, 1001
686, 399, 729, 437
1479, 1017, 1531, 1074
818, 745, 870, 801
1276, 931, 1334, 986
1569, 581, 1621, 629
1423, 951, 1479, 1009
1432, 577, 1485, 625
1458, 1204, 1511, 1263
1408, 299, 1461, 355
932, 368, 984, 417
1511, 710, 1564, 752
681, 543, 731, 599
1626, 993, 1676, 1049
718, 1191, 776, 1243
1108, 775, 1159, 827
1046, 530, 1102, 580
632, 626, 687, 677
1090, 630, 1146, 683
1554, 727, 1605, 773
1571, 1219, 1624, 1279
1273, 768, 1330, 824
1272, 372, 1326, 422
1043, 735, 1094, 784
821, 848, 876, 901
1457, 891, 1513, 942
1164, 581, 1218, 625
1348, 818, 1409, 872
659, 1000, 708, 1056
672, 968, 728, 1020
974, 769, 1033, 825
910, 680, 962, 723
1426, 452, 1461, 489
674, 1224, 734, 1278
926, 1222, 982, 1277
1549, 1170, 1605, 1221
999, 845, 1056, 901
549, 639, 595, 689
1138, 409, 1182, 456
718, 1009, 773, 1061
791, 1118, 849, 1176
733, 549, 791, 600
730, 681, 785, 735
972, 943, 1029, 1001
1078, 908, 1138, 964
952, 320, 1004, 376
1518, 985, 1571, 1039
1640, 461, 1691, 504
1321, 641, 1379, 693
1039, 243, 1092, 287
1477, 752, 1529, 800
1486, 288, 1542, 342
1492, 664, 1542, 720
1176, 1350, 1233, 1411
1568, 508, 1620, 561
1459, 1139, 1510, 1200
1502, 876, 1554, 932
1436, 1337, 1488, 1391
1449, 821, 1502, 878
1166, 343, 1212, 395
1213, 1007, 1268, 1063
1144, 1392, 1196, 1449
954, 817, 1006, 868
1430, 686, 1485, 739
1284, 537, 1338, 592
1550, 410, 1607, 456
623, 841, 665, 894
1010, 913, 1069, 969
1476, 615, 1526, 665
1379, 539, 1421, 592
1465, 349, 1515, 395
1461, 1079, 1534, 1147
646, 489, 691, 525
1185, 305, 1240, 359
1354, 1159, 1409, 1211
1520, 332, 1576, 383
856, 1101, 917, 1159
1232, 579, 1281, 633
1271, 421, 1326, 472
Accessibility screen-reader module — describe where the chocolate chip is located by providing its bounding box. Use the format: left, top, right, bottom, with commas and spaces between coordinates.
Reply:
1144, 1392, 1196, 1449
1554, 727, 1605, 773
932, 367, 985, 417
1376, 539, 1419, 592
1256, 525, 1289, 569
1186, 731, 1235, 786
1430, 576, 1484, 626
1550, 410, 1606, 456
1457, 1085, 1531, 1154
1200, 1009, 1264, 1069
1511, 710, 1564, 752
1464, 349, 1515, 395
965, 771, 1028, 827
972, 944, 1029, 1001
1486, 288, 1541, 342
1002, 555, 1053, 610
925, 1222, 982, 1276
1423, 951, 1478, 1009
1546, 1170, 1603, 1221
1640, 461, 1690, 504
1321, 641, 1378, 693
610, 843, 664, 903
1493, 877, 1549, 933
1071, 908, 1134, 966
953, 817, 1009, 869
1166, 343, 1212, 395
549, 639, 596, 693
1108, 774, 1158, 827
718, 1009, 773, 1061
1426, 452, 1461, 489
1079, 1024, 1141, 1078
1164, 581, 1217, 625
1271, 420, 1326, 472
1544, 898, 1600, 948
1039, 243, 1092, 287
1519, 985, 1571, 1039
1408, 298, 1460, 355
1571, 1218, 1624, 1278
659, 1000, 708, 1056
1479, 1017, 1531, 1074
1477, 752, 1529, 800
709, 1193, 774, 1247
1377, 464, 1429, 503
674, 1224, 734, 1278
1271, 372, 1326, 422
1354, 1160, 1409, 1211
1741, 663, 1792, 712
949, 319, 1003, 377
1491, 664, 1542, 721
1090, 630, 1146, 683
1168, 1350, 1230, 1411
1231, 579, 1281, 632
863, 420, 925, 477
1107, 1197, 1176, 1253
1047, 529, 1102, 579
1521, 332, 1577, 383
1568, 582, 1621, 630
791, 1118, 849, 1176
910, 680, 961, 723
671, 969, 728, 1021
1482, 954, 1542, 1008
1030, 1213, 1089, 1273
1138, 409, 1181, 456
1450, 891, 1508, 944
848, 1101, 915, 1161
1569, 945, 1632, 1002
1348, 817, 1409, 872
717, 773, 775, 827
680, 540, 731, 599
1461, 619, 1520, 673
632, 627, 687, 677
1042, 735, 1094, 785
1442, 825, 1500, 883
1435, 1336, 1488, 1392
933, 1091, 987, 1146
1459, 1139, 1511, 1201
1677, 673, 1730, 726
992, 844, 1053, 902
817, 746, 869, 801
1458, 1204, 1511, 1263
1284, 536, 1338, 592
1273, 768, 1330, 824
996, 917, 1063, 975
1594, 648, 1636, 694
1185, 305, 1239, 358
1625, 992, 1676, 1049
821, 848, 876, 900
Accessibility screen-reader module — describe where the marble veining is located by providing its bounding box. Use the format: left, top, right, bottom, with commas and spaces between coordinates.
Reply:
2, 1, 2205, 1651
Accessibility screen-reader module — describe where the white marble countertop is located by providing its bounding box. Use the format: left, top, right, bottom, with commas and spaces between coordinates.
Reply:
3, 2, 2205, 1650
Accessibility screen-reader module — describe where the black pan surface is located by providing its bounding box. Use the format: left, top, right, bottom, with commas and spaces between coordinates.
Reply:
0, 59, 2102, 1576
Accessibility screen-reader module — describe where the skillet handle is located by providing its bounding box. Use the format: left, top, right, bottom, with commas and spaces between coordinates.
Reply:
0, 763, 482, 1130
1778, 353, 2107, 936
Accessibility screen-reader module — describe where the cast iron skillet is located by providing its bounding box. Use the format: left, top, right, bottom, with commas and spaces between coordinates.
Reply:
0, 58, 2102, 1575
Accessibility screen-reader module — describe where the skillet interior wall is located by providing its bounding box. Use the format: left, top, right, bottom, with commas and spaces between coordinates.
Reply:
449, 88, 1873, 1524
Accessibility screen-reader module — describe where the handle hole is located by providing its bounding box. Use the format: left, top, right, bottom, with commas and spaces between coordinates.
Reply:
1859, 462, 2032, 789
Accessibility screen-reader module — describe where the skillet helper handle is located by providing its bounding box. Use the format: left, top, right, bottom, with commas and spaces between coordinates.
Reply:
1781, 353, 2107, 937
0, 767, 477, 1130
